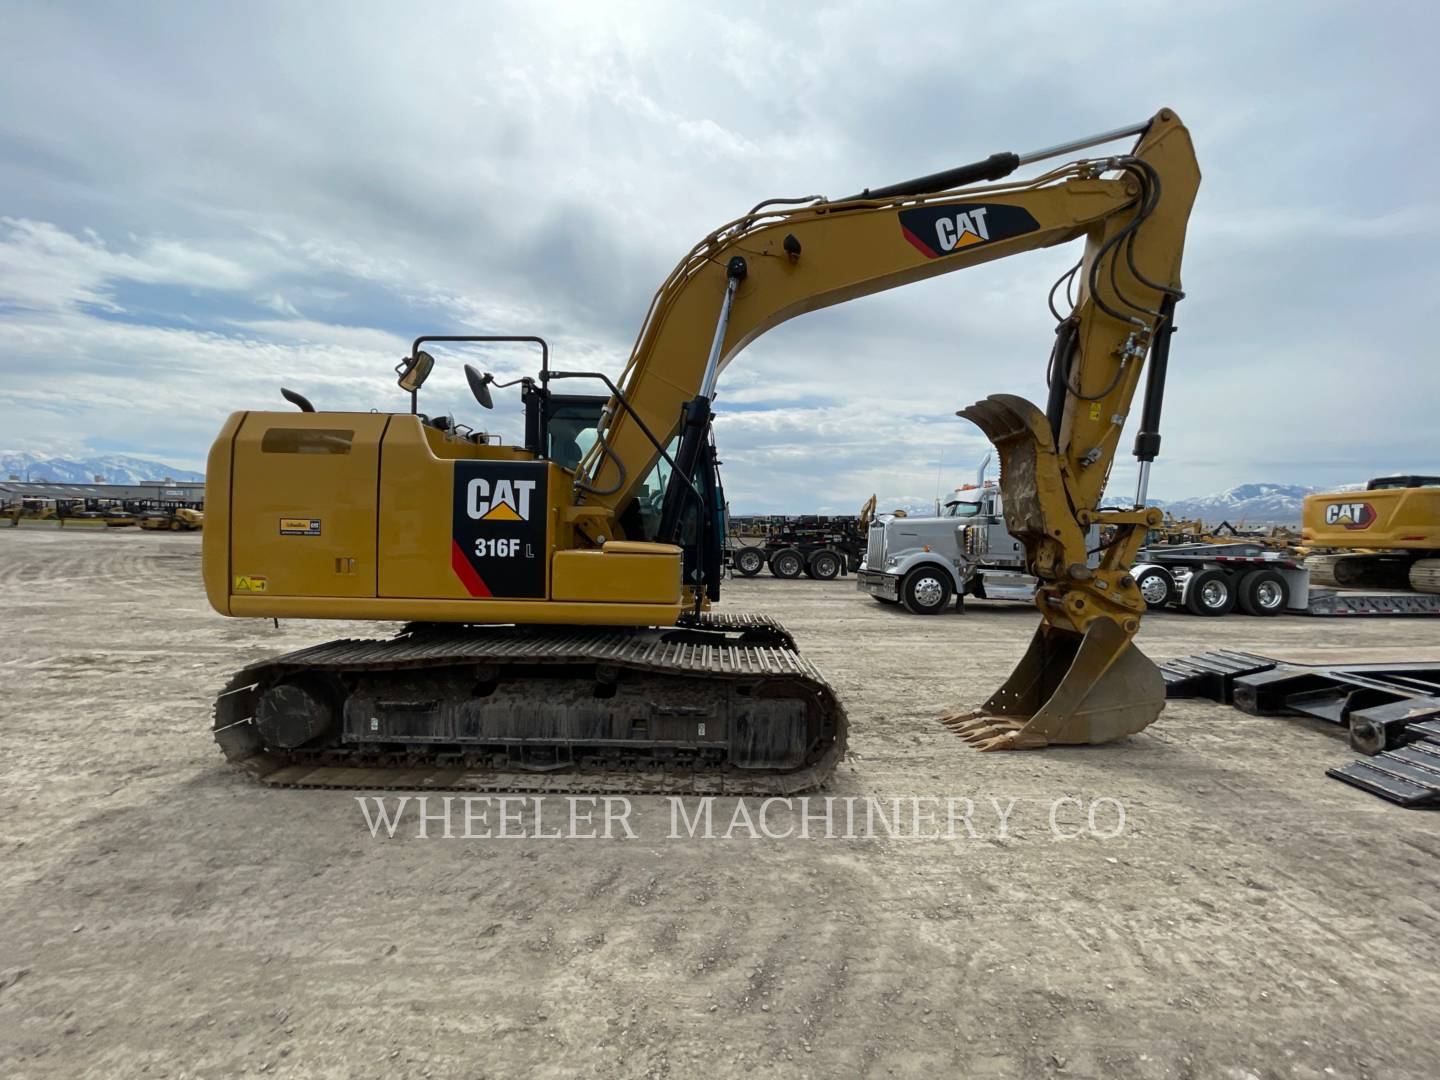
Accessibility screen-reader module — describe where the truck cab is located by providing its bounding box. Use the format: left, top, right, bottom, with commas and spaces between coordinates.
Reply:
856, 476, 1037, 615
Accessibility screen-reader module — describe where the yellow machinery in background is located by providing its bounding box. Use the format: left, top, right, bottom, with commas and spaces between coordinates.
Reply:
1303, 476, 1440, 593
140, 507, 204, 531
206, 108, 1199, 791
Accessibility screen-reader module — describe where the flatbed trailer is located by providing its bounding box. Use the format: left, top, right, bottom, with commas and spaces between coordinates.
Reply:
1133, 542, 1440, 617
726, 516, 865, 581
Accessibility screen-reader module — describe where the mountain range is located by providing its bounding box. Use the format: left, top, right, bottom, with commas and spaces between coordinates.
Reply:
1, 451, 205, 485
1154, 482, 1341, 526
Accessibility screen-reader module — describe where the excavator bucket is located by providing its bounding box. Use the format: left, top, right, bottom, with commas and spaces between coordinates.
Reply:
940, 618, 1165, 750
944, 392, 1165, 749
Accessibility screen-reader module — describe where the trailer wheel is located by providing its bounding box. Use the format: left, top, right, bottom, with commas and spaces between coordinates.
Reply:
902, 567, 952, 615
1237, 569, 1288, 616
1183, 569, 1236, 616
733, 548, 765, 577
1134, 566, 1176, 610
809, 550, 842, 580
769, 548, 804, 579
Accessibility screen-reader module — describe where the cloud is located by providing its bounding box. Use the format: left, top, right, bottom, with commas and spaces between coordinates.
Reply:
0, 2, 1435, 502
0, 217, 260, 313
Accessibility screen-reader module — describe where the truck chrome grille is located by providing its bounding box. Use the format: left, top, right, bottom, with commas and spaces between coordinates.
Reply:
866, 525, 885, 566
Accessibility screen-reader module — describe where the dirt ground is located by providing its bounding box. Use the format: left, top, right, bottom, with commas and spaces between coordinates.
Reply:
3, 527, 1439, 1079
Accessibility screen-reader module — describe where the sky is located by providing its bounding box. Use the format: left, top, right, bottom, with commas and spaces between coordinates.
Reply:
1, 1, 1436, 513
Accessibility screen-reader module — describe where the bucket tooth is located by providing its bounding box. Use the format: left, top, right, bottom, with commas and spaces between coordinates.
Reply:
940, 618, 1165, 751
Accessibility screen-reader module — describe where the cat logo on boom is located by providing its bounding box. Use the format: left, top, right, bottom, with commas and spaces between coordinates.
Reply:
1323, 501, 1376, 530
934, 207, 990, 251
896, 202, 1040, 260
466, 478, 537, 522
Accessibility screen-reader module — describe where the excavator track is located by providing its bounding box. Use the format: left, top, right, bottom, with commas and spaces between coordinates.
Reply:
212, 612, 845, 795
1304, 553, 1414, 590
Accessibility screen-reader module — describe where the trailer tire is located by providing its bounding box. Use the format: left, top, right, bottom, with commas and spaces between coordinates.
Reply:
902, 567, 952, 615
1183, 569, 1236, 616
769, 548, 804, 579
733, 548, 765, 577
809, 550, 842, 580
1134, 566, 1176, 610
1237, 569, 1288, 616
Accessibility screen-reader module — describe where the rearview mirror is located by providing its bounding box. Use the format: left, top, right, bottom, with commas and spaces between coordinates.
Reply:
395, 350, 435, 393
464, 363, 494, 409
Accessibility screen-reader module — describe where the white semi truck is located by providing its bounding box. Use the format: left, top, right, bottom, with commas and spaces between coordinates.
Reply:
855, 458, 1079, 614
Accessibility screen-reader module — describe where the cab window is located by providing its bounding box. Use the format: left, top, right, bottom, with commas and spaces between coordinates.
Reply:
631, 440, 678, 541
944, 500, 982, 518
546, 400, 601, 471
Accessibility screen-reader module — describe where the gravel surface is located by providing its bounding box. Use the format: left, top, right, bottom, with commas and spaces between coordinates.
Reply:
3, 526, 1439, 1078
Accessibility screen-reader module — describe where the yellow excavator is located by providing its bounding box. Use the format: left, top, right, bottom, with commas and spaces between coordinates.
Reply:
1302, 476, 1440, 593
204, 108, 1199, 790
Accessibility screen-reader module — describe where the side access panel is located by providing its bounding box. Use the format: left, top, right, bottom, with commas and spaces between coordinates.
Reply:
230, 413, 389, 598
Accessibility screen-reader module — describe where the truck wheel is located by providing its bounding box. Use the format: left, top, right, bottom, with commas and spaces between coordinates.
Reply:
1237, 569, 1288, 616
1134, 567, 1175, 610
1183, 569, 1236, 616
809, 550, 842, 580
733, 548, 765, 577
902, 567, 952, 615
769, 548, 804, 579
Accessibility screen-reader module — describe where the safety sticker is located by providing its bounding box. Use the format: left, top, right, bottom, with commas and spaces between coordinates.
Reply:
234, 575, 269, 593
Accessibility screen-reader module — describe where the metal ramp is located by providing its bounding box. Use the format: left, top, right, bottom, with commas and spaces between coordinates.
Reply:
1162, 652, 1440, 809
1159, 650, 1277, 702
1328, 720, 1440, 808
1306, 590, 1440, 617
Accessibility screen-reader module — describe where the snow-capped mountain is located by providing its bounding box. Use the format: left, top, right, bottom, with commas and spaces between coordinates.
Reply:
1153, 483, 1334, 526
1, 451, 204, 484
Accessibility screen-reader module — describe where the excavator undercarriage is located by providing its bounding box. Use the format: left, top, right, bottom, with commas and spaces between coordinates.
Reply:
214, 613, 845, 794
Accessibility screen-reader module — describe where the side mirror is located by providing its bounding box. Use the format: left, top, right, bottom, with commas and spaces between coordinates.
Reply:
280, 387, 315, 413
395, 350, 435, 393
464, 363, 494, 409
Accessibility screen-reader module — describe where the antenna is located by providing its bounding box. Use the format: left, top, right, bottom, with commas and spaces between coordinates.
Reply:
934, 447, 945, 516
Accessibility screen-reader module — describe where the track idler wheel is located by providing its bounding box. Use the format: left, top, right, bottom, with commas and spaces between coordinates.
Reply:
939, 617, 1165, 750
255, 680, 336, 749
